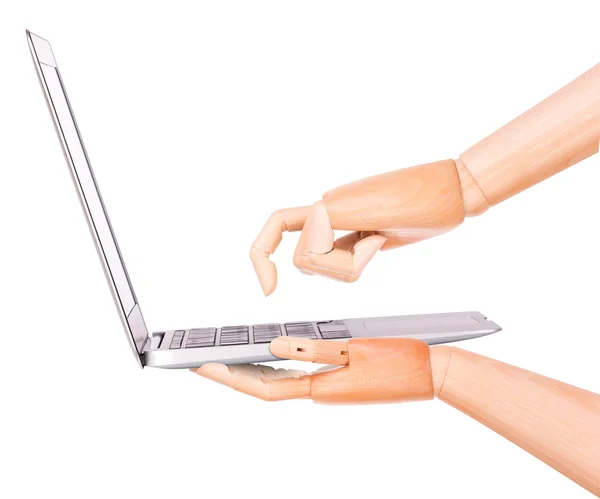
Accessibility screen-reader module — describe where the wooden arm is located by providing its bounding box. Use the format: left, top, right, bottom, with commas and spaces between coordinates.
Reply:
457, 63, 600, 216
430, 346, 600, 496
249, 62, 600, 293
197, 338, 600, 493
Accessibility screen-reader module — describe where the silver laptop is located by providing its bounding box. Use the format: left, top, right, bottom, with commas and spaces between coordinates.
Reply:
27, 30, 501, 369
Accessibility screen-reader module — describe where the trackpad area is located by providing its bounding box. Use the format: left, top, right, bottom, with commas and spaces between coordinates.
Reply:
342, 313, 492, 340
363, 316, 479, 335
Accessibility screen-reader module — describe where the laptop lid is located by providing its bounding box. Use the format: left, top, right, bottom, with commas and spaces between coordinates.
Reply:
27, 31, 148, 368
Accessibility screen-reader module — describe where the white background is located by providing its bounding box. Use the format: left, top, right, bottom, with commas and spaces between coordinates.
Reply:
1, 1, 599, 498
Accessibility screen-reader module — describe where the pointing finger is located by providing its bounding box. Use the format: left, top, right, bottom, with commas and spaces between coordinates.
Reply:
250, 207, 310, 296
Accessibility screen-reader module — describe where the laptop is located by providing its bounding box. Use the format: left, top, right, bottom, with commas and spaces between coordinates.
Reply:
27, 30, 501, 369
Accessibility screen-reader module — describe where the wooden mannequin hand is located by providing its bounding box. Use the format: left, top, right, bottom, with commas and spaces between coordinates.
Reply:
192, 337, 600, 495
192, 336, 434, 403
250, 63, 600, 296
250, 159, 466, 295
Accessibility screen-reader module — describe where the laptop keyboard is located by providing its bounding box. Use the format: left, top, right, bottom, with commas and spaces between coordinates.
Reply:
167, 321, 351, 349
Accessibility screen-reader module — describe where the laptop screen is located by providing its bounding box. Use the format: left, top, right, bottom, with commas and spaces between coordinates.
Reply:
28, 32, 148, 366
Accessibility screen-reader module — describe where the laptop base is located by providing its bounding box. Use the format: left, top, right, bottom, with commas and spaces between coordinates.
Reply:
143, 311, 500, 369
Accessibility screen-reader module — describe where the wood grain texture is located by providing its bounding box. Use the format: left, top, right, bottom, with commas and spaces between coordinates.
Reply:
430, 346, 600, 496
197, 338, 600, 493
310, 338, 434, 404
249, 159, 468, 294
270, 336, 350, 366
455, 157, 490, 217
323, 159, 465, 243
250, 206, 311, 295
460, 63, 600, 207
291, 201, 386, 283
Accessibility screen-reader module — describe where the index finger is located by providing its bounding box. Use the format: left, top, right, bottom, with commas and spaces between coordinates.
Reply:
249, 206, 310, 296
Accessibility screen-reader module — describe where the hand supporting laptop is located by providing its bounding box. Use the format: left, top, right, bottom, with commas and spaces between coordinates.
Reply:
250, 62, 600, 296
192, 337, 600, 496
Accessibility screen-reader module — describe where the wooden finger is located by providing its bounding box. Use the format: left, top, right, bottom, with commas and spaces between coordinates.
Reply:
270, 336, 350, 365
291, 203, 345, 280
192, 363, 310, 401
305, 202, 386, 278
250, 206, 310, 296
332, 231, 375, 251
292, 203, 366, 282
291, 201, 319, 275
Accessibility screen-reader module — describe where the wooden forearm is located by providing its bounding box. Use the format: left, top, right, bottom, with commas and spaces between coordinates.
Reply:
324, 64, 600, 236
249, 63, 600, 293
430, 346, 600, 496
321, 59, 600, 246
199, 337, 599, 494
457, 63, 600, 216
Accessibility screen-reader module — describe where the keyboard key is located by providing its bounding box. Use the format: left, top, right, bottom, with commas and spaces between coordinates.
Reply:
188, 334, 215, 341
317, 320, 352, 339
189, 328, 217, 339
170, 330, 186, 349
220, 326, 249, 346
254, 324, 281, 333
185, 328, 216, 348
317, 321, 346, 332
219, 339, 248, 346
320, 330, 352, 339
253, 324, 282, 343
186, 338, 215, 345
285, 322, 317, 339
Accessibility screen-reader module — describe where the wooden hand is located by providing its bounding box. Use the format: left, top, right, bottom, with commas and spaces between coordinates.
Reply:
192, 336, 434, 403
192, 337, 600, 495
250, 63, 600, 296
250, 160, 465, 295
